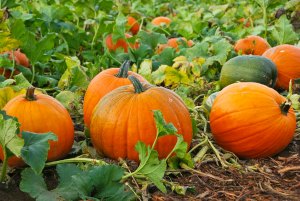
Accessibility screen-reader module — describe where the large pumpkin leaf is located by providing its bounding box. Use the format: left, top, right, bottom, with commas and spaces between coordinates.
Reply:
271, 15, 299, 44
20, 164, 134, 201
21, 132, 57, 174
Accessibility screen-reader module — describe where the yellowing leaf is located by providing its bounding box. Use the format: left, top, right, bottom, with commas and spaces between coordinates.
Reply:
152, 65, 168, 85
164, 66, 191, 87
0, 87, 42, 109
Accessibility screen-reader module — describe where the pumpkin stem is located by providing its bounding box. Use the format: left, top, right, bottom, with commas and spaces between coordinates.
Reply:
25, 86, 37, 101
128, 75, 144, 93
115, 60, 131, 78
280, 101, 291, 115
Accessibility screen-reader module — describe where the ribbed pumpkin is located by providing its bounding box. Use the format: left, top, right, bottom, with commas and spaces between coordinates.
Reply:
0, 87, 74, 167
210, 82, 296, 158
90, 76, 193, 161
151, 16, 171, 26
262, 44, 300, 90
234, 35, 271, 55
83, 61, 147, 128
0, 49, 30, 78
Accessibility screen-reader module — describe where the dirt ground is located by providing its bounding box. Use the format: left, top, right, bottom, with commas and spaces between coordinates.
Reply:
0, 131, 299, 201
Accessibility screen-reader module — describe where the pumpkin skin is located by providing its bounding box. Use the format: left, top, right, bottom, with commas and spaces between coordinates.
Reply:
127, 16, 140, 35
105, 33, 139, 52
0, 49, 30, 78
151, 16, 171, 26
234, 35, 271, 55
219, 55, 277, 88
0, 87, 74, 167
90, 76, 193, 161
262, 44, 300, 90
83, 61, 147, 128
210, 82, 296, 158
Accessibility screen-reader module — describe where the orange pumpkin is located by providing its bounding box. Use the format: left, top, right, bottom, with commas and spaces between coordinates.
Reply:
105, 33, 139, 52
151, 16, 171, 26
127, 16, 140, 35
210, 82, 296, 158
0, 87, 74, 167
83, 61, 147, 128
90, 76, 193, 161
0, 49, 30, 78
262, 44, 300, 90
157, 37, 194, 53
234, 35, 270, 55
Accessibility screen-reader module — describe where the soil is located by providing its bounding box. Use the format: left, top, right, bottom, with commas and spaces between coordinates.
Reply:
0, 131, 299, 201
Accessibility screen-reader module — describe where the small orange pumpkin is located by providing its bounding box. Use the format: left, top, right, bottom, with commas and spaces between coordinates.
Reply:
210, 82, 296, 158
0, 87, 74, 167
127, 16, 140, 35
0, 49, 30, 78
90, 76, 193, 161
262, 44, 300, 90
234, 35, 270, 55
151, 16, 172, 26
105, 33, 139, 53
157, 37, 194, 53
83, 61, 147, 128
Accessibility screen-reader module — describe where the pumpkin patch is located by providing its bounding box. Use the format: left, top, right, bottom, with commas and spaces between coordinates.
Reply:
0, 1, 299, 200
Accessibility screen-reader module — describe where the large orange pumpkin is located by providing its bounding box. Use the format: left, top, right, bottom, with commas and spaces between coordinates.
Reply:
234, 35, 270, 55
210, 82, 296, 158
0, 87, 74, 167
83, 61, 147, 128
105, 33, 139, 53
90, 76, 193, 161
151, 16, 171, 26
262, 44, 300, 90
127, 16, 140, 35
0, 49, 30, 78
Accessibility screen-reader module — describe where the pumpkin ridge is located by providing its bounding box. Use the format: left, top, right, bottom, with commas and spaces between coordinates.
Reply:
212, 110, 282, 138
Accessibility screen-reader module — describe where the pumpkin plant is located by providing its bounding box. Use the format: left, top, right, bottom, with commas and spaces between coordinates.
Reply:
262, 44, 300, 90
90, 75, 193, 161
210, 82, 296, 158
219, 55, 277, 88
83, 60, 148, 128
234, 35, 271, 55
0, 87, 74, 167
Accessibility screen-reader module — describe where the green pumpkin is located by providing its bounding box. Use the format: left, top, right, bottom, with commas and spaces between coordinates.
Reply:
203, 92, 219, 113
219, 55, 277, 88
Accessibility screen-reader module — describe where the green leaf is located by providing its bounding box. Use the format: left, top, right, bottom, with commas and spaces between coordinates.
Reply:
170, 135, 188, 158
0, 113, 23, 157
21, 132, 57, 174
58, 56, 89, 90
55, 90, 82, 112
138, 59, 153, 83
271, 15, 299, 44
152, 47, 176, 66
138, 31, 167, 50
153, 110, 177, 137
11, 73, 32, 91
89, 165, 134, 201
20, 168, 60, 201
134, 142, 167, 193
112, 12, 127, 42
206, 39, 232, 66
152, 65, 167, 85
